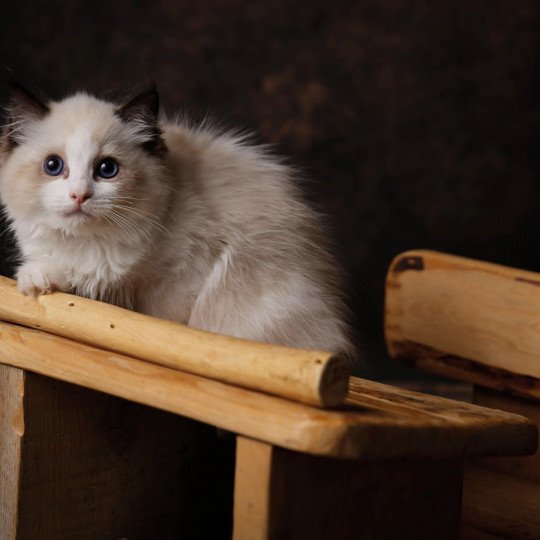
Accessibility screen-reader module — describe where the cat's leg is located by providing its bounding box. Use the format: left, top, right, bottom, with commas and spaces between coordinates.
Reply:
16, 260, 69, 297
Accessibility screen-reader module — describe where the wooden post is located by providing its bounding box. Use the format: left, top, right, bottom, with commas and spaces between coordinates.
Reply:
233, 436, 465, 540
0, 366, 235, 539
0, 364, 24, 539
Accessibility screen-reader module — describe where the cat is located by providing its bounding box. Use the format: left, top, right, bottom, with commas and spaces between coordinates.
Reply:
0, 81, 352, 356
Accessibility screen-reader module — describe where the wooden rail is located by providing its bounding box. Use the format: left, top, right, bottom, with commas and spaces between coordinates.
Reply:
0, 275, 349, 407
0, 321, 536, 459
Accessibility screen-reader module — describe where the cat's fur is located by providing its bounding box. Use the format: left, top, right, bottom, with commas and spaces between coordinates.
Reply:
0, 82, 352, 354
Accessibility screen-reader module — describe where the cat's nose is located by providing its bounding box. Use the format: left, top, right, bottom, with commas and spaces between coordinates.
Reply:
70, 192, 92, 206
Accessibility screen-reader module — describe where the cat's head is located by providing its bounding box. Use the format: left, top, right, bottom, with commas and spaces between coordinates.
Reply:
0, 82, 169, 238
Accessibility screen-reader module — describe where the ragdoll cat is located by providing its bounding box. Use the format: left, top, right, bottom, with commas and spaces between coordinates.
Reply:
0, 82, 352, 355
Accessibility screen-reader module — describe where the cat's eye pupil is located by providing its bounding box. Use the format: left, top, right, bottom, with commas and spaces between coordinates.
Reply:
96, 158, 118, 179
43, 156, 64, 176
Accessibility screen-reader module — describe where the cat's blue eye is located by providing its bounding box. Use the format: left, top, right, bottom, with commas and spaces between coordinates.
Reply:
96, 158, 119, 179
43, 156, 64, 176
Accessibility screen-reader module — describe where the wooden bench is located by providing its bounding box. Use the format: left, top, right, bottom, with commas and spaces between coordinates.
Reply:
386, 250, 540, 540
1, 275, 537, 539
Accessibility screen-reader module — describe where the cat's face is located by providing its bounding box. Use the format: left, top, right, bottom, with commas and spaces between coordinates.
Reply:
0, 83, 168, 238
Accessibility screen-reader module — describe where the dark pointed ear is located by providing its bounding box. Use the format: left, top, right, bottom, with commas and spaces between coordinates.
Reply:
7, 80, 49, 119
115, 85, 166, 155
4, 80, 49, 147
116, 84, 159, 125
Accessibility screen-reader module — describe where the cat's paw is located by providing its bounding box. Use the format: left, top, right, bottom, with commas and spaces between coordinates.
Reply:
16, 264, 63, 297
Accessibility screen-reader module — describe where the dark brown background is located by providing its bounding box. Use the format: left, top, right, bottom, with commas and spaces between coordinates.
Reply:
1, 1, 539, 379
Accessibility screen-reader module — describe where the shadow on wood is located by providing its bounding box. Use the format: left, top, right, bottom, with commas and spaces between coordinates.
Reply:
0, 364, 235, 539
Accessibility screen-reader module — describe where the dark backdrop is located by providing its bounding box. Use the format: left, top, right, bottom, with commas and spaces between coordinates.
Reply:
1, 1, 539, 379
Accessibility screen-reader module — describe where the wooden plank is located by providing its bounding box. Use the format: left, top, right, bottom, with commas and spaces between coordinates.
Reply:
0, 322, 536, 459
473, 387, 540, 482
462, 466, 540, 540
233, 436, 464, 540
0, 275, 349, 407
233, 438, 273, 540
10, 371, 234, 539
0, 364, 24, 540
385, 250, 540, 399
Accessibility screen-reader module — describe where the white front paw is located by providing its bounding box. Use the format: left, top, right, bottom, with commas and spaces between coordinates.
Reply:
16, 264, 63, 297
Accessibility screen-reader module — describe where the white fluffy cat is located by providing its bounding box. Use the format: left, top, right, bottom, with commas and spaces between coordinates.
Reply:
0, 82, 352, 355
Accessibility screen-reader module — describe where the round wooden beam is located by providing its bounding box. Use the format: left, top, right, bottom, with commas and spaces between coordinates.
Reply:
0, 276, 349, 407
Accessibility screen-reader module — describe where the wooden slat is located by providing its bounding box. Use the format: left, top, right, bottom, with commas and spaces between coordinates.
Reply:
233, 438, 273, 540
462, 466, 540, 540
0, 275, 349, 407
386, 250, 540, 399
0, 322, 536, 459
0, 364, 24, 540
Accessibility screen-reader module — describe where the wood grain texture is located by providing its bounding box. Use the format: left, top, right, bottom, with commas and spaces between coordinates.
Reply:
7, 371, 234, 539
233, 438, 273, 540
385, 250, 540, 399
462, 466, 540, 540
0, 364, 24, 540
233, 436, 464, 540
473, 387, 540, 483
0, 322, 536, 459
0, 275, 349, 407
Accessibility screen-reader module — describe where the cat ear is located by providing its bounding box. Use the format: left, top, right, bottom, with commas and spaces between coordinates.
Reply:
4, 80, 50, 147
116, 85, 166, 155
116, 84, 160, 126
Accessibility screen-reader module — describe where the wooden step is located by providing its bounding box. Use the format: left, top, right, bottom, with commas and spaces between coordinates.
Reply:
0, 321, 536, 460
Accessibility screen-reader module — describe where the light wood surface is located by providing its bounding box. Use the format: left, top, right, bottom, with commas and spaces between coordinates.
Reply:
0, 275, 349, 407
462, 466, 540, 540
385, 250, 540, 399
233, 438, 273, 540
0, 364, 24, 540
0, 322, 536, 459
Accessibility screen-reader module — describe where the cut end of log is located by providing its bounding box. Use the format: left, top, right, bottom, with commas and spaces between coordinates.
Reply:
318, 355, 351, 407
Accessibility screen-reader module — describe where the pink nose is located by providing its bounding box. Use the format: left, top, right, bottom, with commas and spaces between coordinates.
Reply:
70, 192, 91, 205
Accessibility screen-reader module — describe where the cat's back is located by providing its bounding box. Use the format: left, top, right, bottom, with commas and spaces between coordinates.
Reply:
151, 119, 352, 355
161, 119, 317, 233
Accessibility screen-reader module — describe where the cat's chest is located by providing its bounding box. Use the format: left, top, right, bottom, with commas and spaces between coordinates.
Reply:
28, 236, 143, 292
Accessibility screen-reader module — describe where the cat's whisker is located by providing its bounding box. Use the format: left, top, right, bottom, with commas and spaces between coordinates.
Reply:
104, 209, 140, 237
108, 204, 171, 236
108, 208, 166, 237
114, 195, 152, 202
2, 120, 25, 129
106, 209, 154, 247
